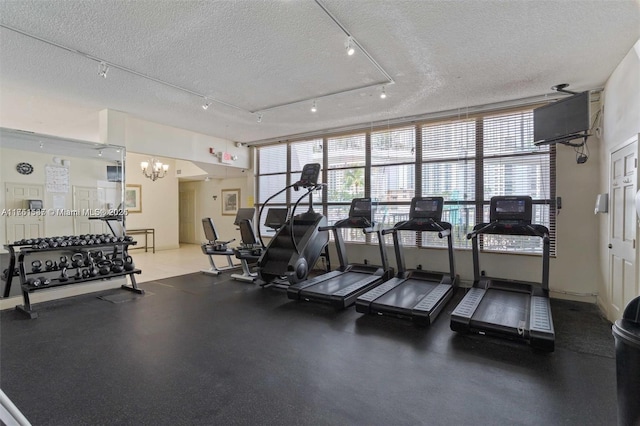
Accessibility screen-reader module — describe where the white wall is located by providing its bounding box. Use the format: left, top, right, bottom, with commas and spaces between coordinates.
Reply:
100, 109, 249, 169
598, 39, 640, 319
125, 152, 179, 250
180, 175, 253, 244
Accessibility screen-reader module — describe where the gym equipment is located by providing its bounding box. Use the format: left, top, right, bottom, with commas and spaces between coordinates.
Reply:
231, 208, 289, 283
287, 198, 393, 309
123, 255, 135, 271
450, 196, 555, 352
356, 197, 458, 325
31, 260, 42, 273
257, 163, 329, 286
200, 218, 238, 276
59, 268, 69, 282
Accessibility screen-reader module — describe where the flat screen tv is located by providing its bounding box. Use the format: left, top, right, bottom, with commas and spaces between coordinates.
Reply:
533, 91, 590, 146
106, 165, 123, 182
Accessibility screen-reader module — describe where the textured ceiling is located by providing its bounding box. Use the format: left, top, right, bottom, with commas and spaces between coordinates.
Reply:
0, 0, 639, 145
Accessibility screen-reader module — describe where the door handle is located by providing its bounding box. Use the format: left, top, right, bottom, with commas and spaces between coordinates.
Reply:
608, 243, 612, 249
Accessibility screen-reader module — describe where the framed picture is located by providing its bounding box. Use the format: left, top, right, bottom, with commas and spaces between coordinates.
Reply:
221, 188, 240, 216
125, 184, 142, 213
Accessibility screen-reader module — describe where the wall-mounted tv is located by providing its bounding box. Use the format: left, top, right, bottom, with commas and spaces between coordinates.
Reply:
106, 165, 123, 182
533, 91, 590, 146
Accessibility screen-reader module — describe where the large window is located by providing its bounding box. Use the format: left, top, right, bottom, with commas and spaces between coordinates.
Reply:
256, 107, 556, 255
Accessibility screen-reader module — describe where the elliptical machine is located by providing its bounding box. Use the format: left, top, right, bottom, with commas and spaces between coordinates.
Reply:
257, 164, 329, 286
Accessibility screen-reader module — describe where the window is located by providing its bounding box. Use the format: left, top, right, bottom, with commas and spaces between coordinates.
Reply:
256, 106, 556, 255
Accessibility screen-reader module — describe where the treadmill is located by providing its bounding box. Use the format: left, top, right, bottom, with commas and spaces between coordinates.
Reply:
287, 198, 394, 309
450, 196, 555, 352
356, 197, 458, 325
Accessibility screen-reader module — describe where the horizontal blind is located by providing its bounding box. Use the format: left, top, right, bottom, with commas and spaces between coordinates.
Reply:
258, 144, 287, 175
482, 111, 554, 254
421, 119, 476, 249
290, 139, 323, 173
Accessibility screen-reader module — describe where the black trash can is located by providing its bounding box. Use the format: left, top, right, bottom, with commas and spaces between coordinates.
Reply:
612, 296, 640, 426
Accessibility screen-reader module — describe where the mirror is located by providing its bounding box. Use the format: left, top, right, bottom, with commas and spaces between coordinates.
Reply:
0, 128, 126, 297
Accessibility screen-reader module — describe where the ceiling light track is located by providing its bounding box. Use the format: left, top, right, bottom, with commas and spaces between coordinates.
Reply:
251, 81, 389, 114
313, 0, 394, 84
2, 7, 394, 118
0, 23, 246, 113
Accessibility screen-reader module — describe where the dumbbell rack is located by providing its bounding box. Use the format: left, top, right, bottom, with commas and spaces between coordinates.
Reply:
3, 241, 143, 319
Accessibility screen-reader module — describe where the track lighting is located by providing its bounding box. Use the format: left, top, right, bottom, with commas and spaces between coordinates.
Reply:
202, 98, 211, 110
98, 150, 103, 157
98, 61, 109, 78
380, 86, 387, 99
345, 37, 355, 56
257, 113, 262, 123
311, 100, 317, 113
39, 142, 44, 149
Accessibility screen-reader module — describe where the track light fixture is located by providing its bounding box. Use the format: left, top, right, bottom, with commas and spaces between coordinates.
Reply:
257, 113, 263, 123
311, 100, 317, 113
345, 37, 355, 56
202, 98, 211, 110
98, 150, 103, 157
98, 61, 109, 78
380, 86, 387, 99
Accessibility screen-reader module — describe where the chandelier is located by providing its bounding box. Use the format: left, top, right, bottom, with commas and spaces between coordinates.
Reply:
140, 158, 169, 181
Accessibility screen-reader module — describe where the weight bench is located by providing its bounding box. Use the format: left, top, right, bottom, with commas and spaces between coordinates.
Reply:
200, 218, 239, 276
231, 219, 263, 283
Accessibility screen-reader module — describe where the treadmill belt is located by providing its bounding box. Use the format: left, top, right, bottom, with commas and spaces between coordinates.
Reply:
472, 289, 529, 331
372, 279, 438, 310
303, 272, 372, 296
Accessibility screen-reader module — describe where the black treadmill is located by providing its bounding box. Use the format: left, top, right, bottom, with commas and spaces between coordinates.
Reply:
450, 196, 555, 352
287, 198, 394, 309
356, 197, 458, 325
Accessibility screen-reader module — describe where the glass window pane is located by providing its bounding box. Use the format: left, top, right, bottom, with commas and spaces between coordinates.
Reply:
371, 164, 415, 202
422, 120, 476, 160
327, 168, 365, 202
259, 145, 287, 174
327, 205, 365, 243
421, 161, 474, 201
371, 126, 415, 165
291, 139, 323, 172
421, 204, 474, 249
484, 111, 547, 156
327, 134, 365, 168
258, 173, 287, 204
483, 155, 550, 199
372, 204, 412, 246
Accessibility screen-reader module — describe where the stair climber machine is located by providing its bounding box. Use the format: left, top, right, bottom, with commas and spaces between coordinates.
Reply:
287, 197, 394, 309
356, 196, 458, 325
231, 208, 288, 283
257, 163, 329, 287
450, 195, 555, 352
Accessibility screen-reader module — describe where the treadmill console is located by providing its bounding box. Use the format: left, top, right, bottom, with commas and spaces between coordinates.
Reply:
349, 198, 372, 219
294, 163, 321, 189
490, 196, 532, 224
410, 197, 443, 221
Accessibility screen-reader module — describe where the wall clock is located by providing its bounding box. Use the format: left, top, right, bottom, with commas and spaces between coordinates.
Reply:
16, 162, 34, 175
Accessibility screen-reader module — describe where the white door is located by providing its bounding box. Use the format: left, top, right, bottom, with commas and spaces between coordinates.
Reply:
179, 189, 196, 243
5, 183, 45, 243
73, 186, 107, 235
608, 139, 638, 320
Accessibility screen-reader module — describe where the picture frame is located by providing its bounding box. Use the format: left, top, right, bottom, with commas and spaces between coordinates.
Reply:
125, 184, 142, 213
221, 188, 240, 216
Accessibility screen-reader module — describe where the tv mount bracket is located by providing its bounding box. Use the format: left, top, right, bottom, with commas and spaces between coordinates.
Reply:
551, 83, 579, 95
